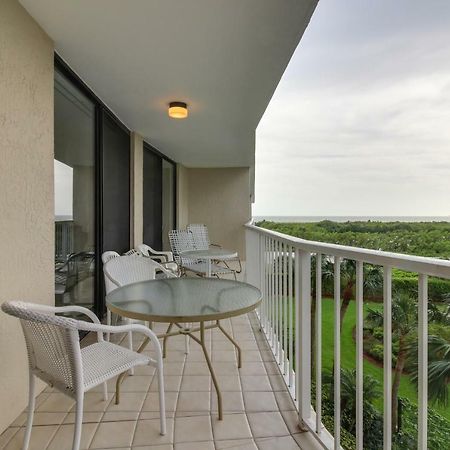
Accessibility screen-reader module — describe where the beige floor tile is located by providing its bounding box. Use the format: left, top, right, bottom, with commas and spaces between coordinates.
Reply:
132, 418, 174, 446
211, 391, 244, 413
280, 410, 303, 435
120, 376, 153, 392
140, 411, 175, 420
239, 341, 259, 351
180, 376, 211, 392
240, 351, 262, 362
37, 393, 75, 412
215, 439, 257, 450
47, 422, 98, 450
292, 432, 323, 449
63, 412, 103, 424
239, 362, 267, 376
177, 391, 210, 412
259, 350, 276, 362
4, 425, 58, 450
106, 393, 146, 412
162, 362, 184, 376
240, 375, 272, 392
215, 375, 241, 391
183, 362, 210, 376
133, 365, 156, 376
9, 413, 27, 428
77, 392, 111, 412
268, 375, 288, 391
102, 411, 140, 422
256, 435, 301, 450
174, 441, 214, 450
212, 351, 237, 362
274, 391, 296, 411
142, 392, 178, 412
0, 427, 18, 448
264, 362, 282, 375
90, 420, 136, 448
212, 341, 235, 350
150, 376, 181, 392
174, 416, 212, 443
133, 444, 172, 450
243, 391, 278, 412
211, 413, 252, 441
246, 412, 289, 438
211, 362, 239, 376
184, 351, 208, 362
164, 350, 188, 362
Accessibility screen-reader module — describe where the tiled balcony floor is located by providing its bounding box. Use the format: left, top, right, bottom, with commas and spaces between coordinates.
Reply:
0, 313, 321, 450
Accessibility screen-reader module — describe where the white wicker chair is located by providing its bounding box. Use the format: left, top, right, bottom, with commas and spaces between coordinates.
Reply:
103, 256, 182, 356
1, 301, 166, 450
169, 229, 236, 278
187, 224, 242, 274
137, 243, 179, 275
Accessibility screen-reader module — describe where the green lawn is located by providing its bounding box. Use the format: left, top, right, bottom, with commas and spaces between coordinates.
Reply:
319, 298, 450, 420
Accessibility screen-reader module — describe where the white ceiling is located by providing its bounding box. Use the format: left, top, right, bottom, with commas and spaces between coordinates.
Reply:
20, 0, 317, 167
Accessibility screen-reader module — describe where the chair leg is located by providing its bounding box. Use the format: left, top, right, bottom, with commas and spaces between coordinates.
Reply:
156, 364, 166, 435
106, 309, 111, 342
22, 371, 35, 450
72, 394, 83, 450
102, 382, 108, 401
127, 318, 134, 375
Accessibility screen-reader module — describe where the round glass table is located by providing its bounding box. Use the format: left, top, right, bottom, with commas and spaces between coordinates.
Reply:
106, 277, 262, 420
180, 248, 238, 277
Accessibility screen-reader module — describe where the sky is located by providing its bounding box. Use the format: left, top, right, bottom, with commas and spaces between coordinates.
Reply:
253, 0, 450, 217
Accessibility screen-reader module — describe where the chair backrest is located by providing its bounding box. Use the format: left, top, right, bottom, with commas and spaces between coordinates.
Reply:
1, 301, 82, 396
102, 251, 120, 294
102, 250, 120, 264
186, 224, 210, 250
103, 255, 169, 289
168, 229, 197, 266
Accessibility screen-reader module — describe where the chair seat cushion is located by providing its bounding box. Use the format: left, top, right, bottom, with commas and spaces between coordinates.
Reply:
82, 341, 151, 390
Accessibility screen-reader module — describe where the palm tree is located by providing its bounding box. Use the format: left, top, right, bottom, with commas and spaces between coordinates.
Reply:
366, 292, 417, 433
323, 259, 383, 331
323, 367, 381, 432
410, 335, 450, 406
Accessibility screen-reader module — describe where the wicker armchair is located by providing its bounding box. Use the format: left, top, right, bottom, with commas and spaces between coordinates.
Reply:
1, 301, 166, 450
137, 243, 179, 275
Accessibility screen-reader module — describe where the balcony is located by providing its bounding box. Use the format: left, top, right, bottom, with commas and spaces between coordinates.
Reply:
0, 301, 321, 450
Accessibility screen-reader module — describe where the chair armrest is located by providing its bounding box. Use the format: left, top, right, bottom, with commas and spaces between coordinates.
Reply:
151, 250, 174, 262
76, 322, 163, 360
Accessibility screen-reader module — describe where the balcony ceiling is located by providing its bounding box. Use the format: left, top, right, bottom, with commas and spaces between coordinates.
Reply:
20, 0, 317, 167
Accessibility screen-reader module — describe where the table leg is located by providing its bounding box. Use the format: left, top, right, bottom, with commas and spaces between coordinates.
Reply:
207, 259, 212, 277
163, 323, 174, 358
199, 321, 223, 420
217, 320, 242, 368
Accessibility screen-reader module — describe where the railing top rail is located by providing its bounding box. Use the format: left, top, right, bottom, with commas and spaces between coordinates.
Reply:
245, 222, 450, 279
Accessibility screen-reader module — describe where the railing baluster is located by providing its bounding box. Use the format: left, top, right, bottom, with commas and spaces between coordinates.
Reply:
295, 248, 300, 407
418, 273, 428, 449
278, 240, 283, 363
283, 242, 288, 376
316, 253, 322, 434
270, 239, 275, 349
356, 261, 364, 450
334, 256, 341, 450
274, 240, 279, 360
288, 245, 294, 389
383, 266, 392, 450
297, 250, 312, 424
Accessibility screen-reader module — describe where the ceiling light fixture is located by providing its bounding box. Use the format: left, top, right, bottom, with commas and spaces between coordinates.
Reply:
168, 101, 188, 119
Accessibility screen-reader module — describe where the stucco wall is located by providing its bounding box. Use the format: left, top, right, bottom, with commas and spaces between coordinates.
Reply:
186, 167, 251, 258
0, 0, 54, 433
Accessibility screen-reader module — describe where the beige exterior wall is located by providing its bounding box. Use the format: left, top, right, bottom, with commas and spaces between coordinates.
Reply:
130, 132, 144, 247
0, 0, 54, 433
183, 167, 251, 258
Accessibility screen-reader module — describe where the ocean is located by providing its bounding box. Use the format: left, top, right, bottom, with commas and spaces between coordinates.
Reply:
253, 216, 450, 223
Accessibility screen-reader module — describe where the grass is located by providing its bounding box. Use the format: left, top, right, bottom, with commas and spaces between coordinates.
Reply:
319, 297, 450, 420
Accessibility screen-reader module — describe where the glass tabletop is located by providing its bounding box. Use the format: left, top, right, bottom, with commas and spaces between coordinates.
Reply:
180, 248, 238, 260
106, 278, 262, 322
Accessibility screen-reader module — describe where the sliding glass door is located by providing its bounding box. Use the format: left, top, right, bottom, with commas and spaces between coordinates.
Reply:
143, 143, 176, 250
54, 68, 96, 310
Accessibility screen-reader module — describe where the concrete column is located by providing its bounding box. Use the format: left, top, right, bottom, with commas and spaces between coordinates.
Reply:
130, 132, 144, 247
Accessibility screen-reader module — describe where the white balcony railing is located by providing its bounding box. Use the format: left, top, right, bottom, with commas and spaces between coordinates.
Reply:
245, 222, 450, 450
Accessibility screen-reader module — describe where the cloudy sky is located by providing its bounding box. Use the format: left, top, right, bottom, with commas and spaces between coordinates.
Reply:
253, 0, 450, 217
